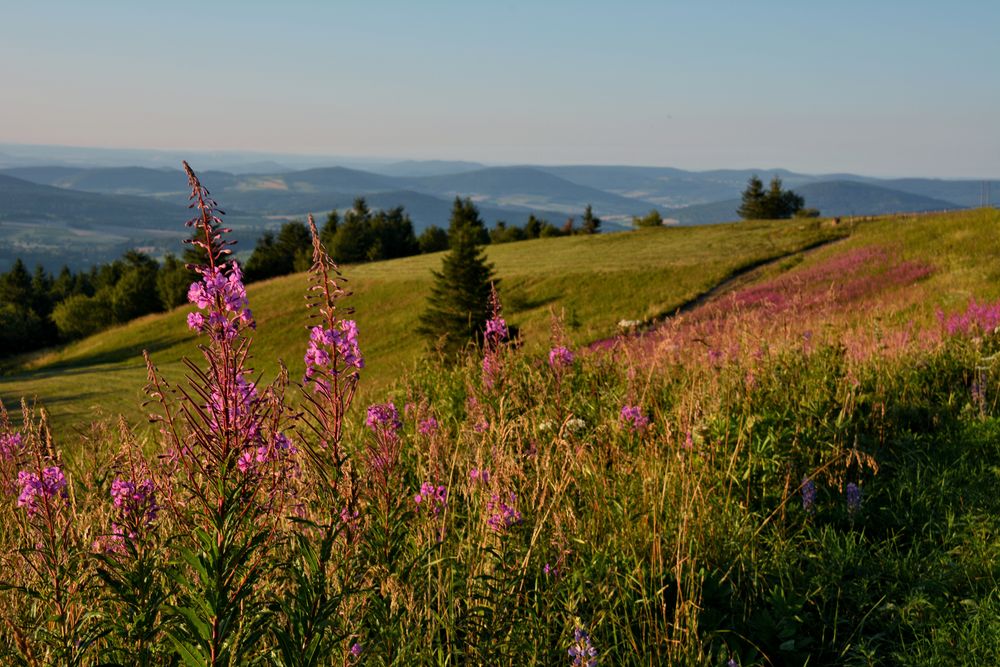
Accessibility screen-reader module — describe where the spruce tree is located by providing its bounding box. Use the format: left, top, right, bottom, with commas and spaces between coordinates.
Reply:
418, 198, 496, 353
581, 204, 601, 234
737, 175, 766, 220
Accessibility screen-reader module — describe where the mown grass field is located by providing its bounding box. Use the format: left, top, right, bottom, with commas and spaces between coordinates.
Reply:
0, 218, 846, 436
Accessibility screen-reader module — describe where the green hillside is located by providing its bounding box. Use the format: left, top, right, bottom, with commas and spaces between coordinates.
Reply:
5, 207, 998, 439
1, 218, 845, 435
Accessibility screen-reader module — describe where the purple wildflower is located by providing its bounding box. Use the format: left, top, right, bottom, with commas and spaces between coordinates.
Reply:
349, 642, 362, 659
417, 417, 439, 435
548, 346, 574, 369
619, 405, 650, 433
186, 263, 254, 340
469, 467, 491, 485
110, 478, 158, 524
414, 482, 448, 516
846, 482, 862, 515
568, 626, 598, 667
303, 321, 364, 390
487, 492, 522, 531
801, 476, 816, 514
17, 466, 67, 516
186, 311, 205, 331
0, 432, 23, 460
485, 316, 508, 342
366, 402, 402, 433
237, 432, 298, 475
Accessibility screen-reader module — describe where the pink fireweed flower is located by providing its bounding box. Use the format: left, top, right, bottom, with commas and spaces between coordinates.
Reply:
413, 482, 448, 516
187, 311, 205, 331
469, 467, 491, 485
0, 432, 23, 460
17, 466, 67, 516
366, 402, 401, 433
110, 478, 158, 524
418, 417, 439, 435
186, 262, 255, 340
548, 345, 574, 368
237, 432, 298, 474
939, 298, 1000, 338
107, 477, 159, 548
303, 321, 364, 390
485, 316, 508, 342
486, 491, 523, 531
619, 405, 650, 433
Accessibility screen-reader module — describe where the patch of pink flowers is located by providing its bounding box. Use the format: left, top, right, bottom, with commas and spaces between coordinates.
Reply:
938, 298, 1000, 337
414, 482, 448, 516
17, 466, 67, 516
0, 432, 22, 460
486, 491, 522, 531
548, 346, 574, 368
619, 405, 650, 432
417, 417, 439, 435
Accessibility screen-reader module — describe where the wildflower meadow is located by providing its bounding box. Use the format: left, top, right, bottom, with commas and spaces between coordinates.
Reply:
2, 165, 1000, 665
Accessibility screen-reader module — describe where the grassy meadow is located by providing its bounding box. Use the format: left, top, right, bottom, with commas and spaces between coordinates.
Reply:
1, 218, 844, 436
2, 206, 1000, 665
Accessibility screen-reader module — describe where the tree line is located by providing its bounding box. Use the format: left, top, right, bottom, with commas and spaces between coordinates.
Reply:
0, 198, 605, 359
0, 250, 199, 357
241, 198, 603, 283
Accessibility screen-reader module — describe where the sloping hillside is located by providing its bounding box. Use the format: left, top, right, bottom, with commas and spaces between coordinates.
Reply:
1, 218, 846, 434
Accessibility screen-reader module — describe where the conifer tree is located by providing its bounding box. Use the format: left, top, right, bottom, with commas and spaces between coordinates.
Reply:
581, 204, 601, 234
418, 198, 496, 352
737, 175, 767, 219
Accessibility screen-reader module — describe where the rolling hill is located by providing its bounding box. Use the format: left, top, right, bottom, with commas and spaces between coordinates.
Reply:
662, 180, 962, 225
1, 217, 849, 435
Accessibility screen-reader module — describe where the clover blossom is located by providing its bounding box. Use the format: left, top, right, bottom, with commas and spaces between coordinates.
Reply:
549, 345, 574, 369
567, 625, 598, 667
487, 491, 522, 531
619, 405, 650, 432
414, 482, 448, 516
17, 466, 67, 516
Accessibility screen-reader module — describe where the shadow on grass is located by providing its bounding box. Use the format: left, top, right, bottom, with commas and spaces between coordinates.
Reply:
9, 336, 183, 376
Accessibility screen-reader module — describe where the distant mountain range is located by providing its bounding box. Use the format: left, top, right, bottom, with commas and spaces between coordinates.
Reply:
0, 147, 994, 271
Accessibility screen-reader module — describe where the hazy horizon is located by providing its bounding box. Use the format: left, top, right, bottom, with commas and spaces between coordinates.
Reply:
2, 1, 998, 179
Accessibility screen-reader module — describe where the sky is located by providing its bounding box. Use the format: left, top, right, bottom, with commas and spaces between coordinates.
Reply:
1, 1, 998, 177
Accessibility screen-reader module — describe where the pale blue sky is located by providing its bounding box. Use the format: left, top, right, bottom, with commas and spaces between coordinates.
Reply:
1, 1, 997, 176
